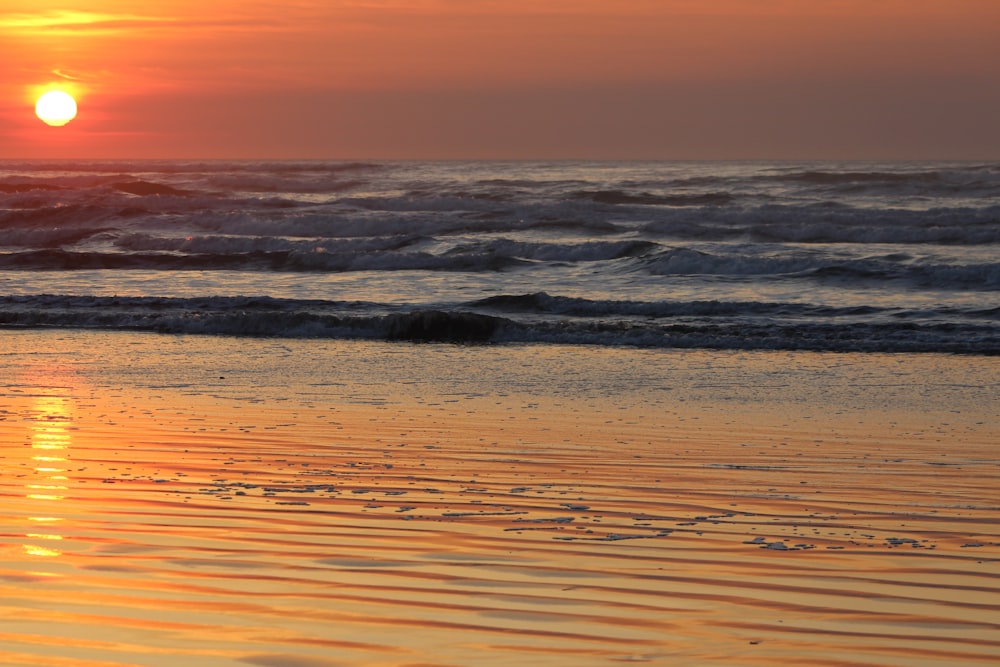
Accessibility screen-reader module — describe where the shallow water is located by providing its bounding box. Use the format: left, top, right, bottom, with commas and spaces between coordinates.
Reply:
2, 332, 998, 666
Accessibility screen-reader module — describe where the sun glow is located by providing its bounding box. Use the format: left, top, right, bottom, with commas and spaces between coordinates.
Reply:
35, 90, 78, 126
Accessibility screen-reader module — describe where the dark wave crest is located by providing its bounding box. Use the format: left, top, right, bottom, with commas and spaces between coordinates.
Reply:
572, 189, 734, 206
2, 294, 997, 354
112, 180, 192, 197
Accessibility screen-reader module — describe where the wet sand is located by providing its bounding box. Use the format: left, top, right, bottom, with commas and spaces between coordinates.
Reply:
2, 331, 998, 667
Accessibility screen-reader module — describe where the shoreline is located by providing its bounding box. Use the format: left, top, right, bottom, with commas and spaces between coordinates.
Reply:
2, 330, 998, 666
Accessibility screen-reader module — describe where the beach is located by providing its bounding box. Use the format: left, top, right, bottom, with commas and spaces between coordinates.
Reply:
3, 0, 999, 661
2, 330, 998, 667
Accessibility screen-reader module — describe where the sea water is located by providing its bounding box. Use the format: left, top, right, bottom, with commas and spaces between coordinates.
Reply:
1, 160, 997, 353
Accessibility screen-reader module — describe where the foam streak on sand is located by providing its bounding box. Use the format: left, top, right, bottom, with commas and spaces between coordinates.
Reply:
1, 331, 999, 667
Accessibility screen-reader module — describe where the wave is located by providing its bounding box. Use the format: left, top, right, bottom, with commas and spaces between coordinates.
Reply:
783, 170, 947, 185
1, 240, 995, 290
765, 164, 1000, 198
640, 205, 1000, 245
3, 182, 997, 250
0, 182, 65, 193
192, 202, 1000, 247
452, 239, 657, 262
571, 189, 734, 206
0, 203, 121, 228
2, 294, 997, 353
113, 233, 429, 255
0, 295, 505, 342
0, 248, 527, 272
642, 248, 1000, 290
111, 180, 192, 197
0, 226, 115, 249
2, 172, 998, 246
468, 292, 885, 318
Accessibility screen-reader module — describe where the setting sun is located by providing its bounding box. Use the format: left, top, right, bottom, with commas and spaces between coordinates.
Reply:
35, 90, 77, 126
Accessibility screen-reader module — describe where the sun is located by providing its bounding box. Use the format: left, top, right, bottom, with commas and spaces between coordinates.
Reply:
35, 90, 78, 127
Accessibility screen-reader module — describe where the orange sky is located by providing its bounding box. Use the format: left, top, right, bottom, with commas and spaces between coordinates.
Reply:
2, 0, 998, 159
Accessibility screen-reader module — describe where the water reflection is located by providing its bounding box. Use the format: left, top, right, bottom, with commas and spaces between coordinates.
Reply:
21, 383, 75, 560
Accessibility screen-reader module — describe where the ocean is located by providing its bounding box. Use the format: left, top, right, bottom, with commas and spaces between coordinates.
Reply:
1, 160, 997, 353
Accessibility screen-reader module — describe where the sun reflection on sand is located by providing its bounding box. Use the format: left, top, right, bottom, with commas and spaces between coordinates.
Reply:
20, 383, 76, 560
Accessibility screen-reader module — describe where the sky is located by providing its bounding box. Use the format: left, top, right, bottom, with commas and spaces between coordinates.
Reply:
2, 0, 999, 160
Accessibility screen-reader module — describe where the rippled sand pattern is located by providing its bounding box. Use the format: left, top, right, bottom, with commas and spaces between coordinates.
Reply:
2, 338, 998, 667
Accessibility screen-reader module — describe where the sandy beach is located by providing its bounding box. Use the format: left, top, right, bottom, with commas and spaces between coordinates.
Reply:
2, 330, 998, 667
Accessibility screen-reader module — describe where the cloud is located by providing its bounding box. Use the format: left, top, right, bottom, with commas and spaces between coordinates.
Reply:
52, 69, 83, 81
242, 655, 347, 667
0, 10, 169, 33
0, 8, 288, 37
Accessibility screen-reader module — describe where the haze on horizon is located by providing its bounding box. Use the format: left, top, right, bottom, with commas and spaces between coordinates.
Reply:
2, 0, 998, 161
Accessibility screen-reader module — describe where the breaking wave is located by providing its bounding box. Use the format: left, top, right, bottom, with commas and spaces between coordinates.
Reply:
1, 293, 997, 354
